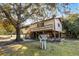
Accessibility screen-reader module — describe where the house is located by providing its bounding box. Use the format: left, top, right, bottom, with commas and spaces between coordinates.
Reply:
23, 18, 63, 41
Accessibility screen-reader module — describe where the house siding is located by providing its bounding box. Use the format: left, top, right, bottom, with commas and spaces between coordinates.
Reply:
29, 24, 37, 28
44, 19, 54, 26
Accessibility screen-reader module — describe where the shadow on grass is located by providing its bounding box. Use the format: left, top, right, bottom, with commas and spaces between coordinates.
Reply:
0, 40, 42, 56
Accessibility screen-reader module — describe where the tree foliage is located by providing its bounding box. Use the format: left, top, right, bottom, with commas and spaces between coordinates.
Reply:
2, 19, 15, 35
0, 20, 7, 35
63, 14, 79, 38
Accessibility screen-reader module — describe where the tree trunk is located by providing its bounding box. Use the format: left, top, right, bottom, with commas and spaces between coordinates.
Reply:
15, 23, 23, 42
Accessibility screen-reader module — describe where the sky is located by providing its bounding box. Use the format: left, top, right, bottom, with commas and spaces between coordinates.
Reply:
56, 3, 79, 17
67, 3, 79, 14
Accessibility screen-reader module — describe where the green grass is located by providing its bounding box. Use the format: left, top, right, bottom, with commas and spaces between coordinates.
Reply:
0, 39, 79, 56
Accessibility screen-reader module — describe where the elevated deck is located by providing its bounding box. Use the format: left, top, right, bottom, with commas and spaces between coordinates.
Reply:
30, 24, 54, 32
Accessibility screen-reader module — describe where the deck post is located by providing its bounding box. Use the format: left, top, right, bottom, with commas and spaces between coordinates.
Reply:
36, 32, 38, 40
53, 31, 56, 40
58, 32, 61, 41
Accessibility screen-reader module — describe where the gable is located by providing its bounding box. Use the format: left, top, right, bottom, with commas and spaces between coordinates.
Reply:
55, 19, 62, 32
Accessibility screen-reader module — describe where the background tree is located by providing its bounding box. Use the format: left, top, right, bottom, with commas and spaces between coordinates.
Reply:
62, 14, 79, 38
2, 18, 15, 36
0, 20, 7, 35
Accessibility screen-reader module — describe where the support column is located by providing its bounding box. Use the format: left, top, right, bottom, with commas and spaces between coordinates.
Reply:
43, 31, 44, 34
53, 31, 56, 40
59, 32, 60, 38
36, 32, 38, 40
58, 32, 61, 41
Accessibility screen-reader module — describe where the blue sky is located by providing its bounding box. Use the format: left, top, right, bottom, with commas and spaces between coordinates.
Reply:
56, 3, 79, 17
69, 3, 79, 14
63, 3, 79, 14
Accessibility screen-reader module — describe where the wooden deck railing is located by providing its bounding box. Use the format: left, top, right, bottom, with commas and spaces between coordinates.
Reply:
30, 24, 54, 32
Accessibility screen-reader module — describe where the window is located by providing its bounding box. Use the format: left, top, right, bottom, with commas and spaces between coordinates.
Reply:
58, 23, 60, 27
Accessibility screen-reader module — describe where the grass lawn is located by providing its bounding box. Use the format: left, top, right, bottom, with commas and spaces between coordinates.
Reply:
0, 39, 79, 56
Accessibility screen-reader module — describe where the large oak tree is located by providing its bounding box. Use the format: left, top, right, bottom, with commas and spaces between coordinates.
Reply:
0, 3, 57, 42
